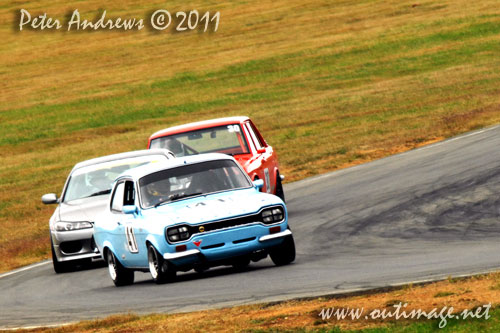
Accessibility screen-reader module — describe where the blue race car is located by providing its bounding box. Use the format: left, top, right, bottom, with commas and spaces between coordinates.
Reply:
93, 153, 295, 286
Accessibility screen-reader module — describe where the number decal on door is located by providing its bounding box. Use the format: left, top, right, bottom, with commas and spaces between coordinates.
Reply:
125, 225, 138, 253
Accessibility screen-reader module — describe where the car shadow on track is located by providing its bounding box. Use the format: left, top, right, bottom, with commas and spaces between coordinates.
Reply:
129, 260, 295, 287
55, 259, 107, 274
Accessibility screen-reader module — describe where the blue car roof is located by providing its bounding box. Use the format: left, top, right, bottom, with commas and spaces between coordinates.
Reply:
116, 153, 236, 181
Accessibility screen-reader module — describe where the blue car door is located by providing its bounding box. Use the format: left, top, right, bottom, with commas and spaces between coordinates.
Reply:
121, 180, 145, 267
109, 180, 141, 267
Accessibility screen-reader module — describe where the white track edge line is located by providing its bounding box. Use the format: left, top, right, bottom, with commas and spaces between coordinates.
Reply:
0, 261, 50, 279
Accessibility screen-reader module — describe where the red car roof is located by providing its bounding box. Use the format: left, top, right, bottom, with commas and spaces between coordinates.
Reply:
149, 116, 250, 140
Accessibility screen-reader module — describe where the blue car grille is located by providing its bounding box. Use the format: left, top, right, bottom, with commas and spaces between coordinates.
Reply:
192, 213, 260, 234
165, 205, 285, 244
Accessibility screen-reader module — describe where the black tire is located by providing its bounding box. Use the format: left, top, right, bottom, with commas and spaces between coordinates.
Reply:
270, 234, 296, 266
107, 250, 134, 286
275, 173, 285, 203
232, 257, 250, 271
148, 244, 176, 284
194, 266, 206, 274
51, 242, 72, 274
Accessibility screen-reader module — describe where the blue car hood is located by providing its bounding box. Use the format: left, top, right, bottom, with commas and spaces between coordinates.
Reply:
145, 188, 281, 225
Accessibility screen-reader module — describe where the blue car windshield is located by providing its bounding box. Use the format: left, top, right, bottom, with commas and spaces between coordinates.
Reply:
139, 160, 252, 208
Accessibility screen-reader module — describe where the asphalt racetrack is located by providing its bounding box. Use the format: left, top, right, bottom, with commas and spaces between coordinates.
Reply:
2, 125, 500, 329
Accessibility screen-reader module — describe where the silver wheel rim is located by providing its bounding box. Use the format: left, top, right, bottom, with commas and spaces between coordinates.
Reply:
149, 248, 159, 279
108, 252, 117, 281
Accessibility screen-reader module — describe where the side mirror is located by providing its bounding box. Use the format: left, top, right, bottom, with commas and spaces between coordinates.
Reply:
122, 205, 138, 215
42, 193, 58, 205
253, 179, 264, 191
256, 148, 266, 154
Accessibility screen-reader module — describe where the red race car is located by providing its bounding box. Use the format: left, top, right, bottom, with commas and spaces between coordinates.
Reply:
148, 116, 285, 201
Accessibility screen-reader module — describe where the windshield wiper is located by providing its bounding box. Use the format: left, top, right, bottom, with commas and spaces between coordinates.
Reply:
154, 200, 168, 208
169, 192, 203, 202
153, 192, 203, 208
87, 189, 111, 198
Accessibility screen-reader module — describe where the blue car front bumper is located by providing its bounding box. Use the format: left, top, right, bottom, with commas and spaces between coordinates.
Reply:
161, 223, 291, 266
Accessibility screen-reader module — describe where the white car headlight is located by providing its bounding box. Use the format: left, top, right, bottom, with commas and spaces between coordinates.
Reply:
55, 221, 93, 232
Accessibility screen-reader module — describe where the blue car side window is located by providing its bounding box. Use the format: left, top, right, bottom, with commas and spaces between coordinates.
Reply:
124, 181, 135, 206
111, 182, 125, 213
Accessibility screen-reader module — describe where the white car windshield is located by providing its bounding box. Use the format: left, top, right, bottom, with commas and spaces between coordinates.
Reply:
63, 155, 167, 202
139, 159, 252, 208
149, 124, 250, 157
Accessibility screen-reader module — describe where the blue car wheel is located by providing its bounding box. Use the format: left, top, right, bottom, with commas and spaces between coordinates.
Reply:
148, 244, 176, 284
269, 234, 296, 266
107, 250, 134, 286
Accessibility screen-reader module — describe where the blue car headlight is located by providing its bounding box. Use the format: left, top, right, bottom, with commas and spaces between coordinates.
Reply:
261, 207, 284, 224
166, 225, 190, 243
55, 221, 92, 231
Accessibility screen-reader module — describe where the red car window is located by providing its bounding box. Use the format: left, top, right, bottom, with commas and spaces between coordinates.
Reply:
248, 121, 267, 148
244, 122, 263, 151
149, 125, 250, 156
